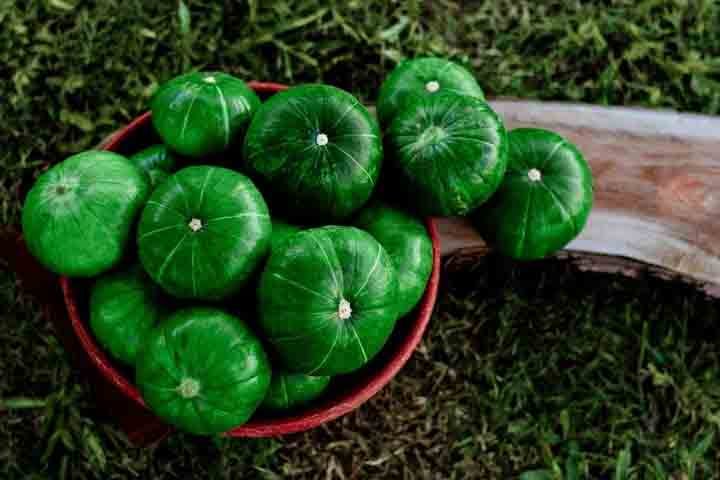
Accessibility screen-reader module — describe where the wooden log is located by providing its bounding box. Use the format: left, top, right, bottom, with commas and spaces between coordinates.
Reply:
438, 100, 720, 297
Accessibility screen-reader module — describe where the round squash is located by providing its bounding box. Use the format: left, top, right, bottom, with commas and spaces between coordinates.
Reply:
151, 72, 261, 157
474, 128, 593, 260
261, 372, 330, 412
129, 144, 176, 188
243, 84, 382, 222
21, 151, 150, 277
354, 201, 432, 316
258, 226, 400, 376
377, 57, 484, 127
137, 166, 271, 300
385, 93, 508, 216
136, 307, 271, 436
129, 144, 176, 173
89, 265, 165, 365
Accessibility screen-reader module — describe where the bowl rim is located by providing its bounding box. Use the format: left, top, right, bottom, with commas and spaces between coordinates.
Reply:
60, 80, 441, 437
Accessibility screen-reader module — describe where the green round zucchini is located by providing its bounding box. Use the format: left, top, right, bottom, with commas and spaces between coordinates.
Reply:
137, 166, 271, 300
243, 84, 382, 222
89, 264, 166, 365
377, 57, 484, 126
136, 307, 271, 435
257, 226, 400, 376
21, 151, 150, 277
151, 72, 261, 157
474, 128, 593, 260
260, 372, 330, 412
385, 93, 508, 216
354, 201, 432, 316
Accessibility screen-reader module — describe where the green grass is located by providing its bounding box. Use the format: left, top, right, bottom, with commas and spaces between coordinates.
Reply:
2, 0, 720, 478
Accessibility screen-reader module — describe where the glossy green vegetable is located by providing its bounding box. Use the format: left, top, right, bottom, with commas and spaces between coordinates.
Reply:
137, 166, 271, 300
129, 144, 176, 188
386, 93, 508, 216
243, 84, 382, 222
270, 218, 301, 252
261, 372, 330, 412
151, 72, 261, 157
147, 169, 169, 188
89, 265, 165, 365
129, 144, 176, 173
377, 57, 484, 126
354, 201, 432, 316
136, 307, 271, 435
21, 151, 150, 277
258, 226, 400, 375
474, 128, 593, 260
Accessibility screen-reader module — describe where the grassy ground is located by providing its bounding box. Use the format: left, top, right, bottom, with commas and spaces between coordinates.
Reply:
2, 1, 720, 478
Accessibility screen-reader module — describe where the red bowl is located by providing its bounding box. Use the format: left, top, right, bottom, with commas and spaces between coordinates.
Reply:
60, 81, 441, 437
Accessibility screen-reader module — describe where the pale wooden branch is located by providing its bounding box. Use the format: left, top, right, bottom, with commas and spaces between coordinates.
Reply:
438, 100, 720, 297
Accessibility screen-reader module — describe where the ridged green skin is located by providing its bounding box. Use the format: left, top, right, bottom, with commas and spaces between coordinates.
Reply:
21, 151, 150, 277
243, 84, 382, 222
354, 201, 432, 317
136, 307, 271, 436
474, 128, 594, 260
137, 166, 271, 300
129, 144, 176, 188
270, 219, 301, 252
260, 372, 331, 412
147, 169, 169, 188
258, 226, 400, 376
129, 144, 176, 173
386, 93, 508, 216
89, 265, 165, 365
377, 57, 485, 127
151, 72, 261, 157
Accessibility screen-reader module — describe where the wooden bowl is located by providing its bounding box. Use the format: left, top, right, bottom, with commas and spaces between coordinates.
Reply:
60, 81, 441, 438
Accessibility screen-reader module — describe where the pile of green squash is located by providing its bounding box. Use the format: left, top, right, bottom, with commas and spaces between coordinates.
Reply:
21, 58, 592, 436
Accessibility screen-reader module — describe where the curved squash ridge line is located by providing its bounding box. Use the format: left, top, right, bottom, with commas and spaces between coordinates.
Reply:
197, 168, 214, 211
213, 84, 231, 148
330, 143, 375, 186
140, 382, 176, 394
156, 232, 189, 282
146, 200, 185, 219
330, 98, 359, 131
335, 133, 378, 140
190, 398, 213, 434
271, 272, 335, 301
437, 59, 455, 77
198, 392, 247, 418
308, 231, 342, 296
280, 376, 289, 409
79, 199, 118, 248
246, 140, 307, 161
354, 244, 382, 298
270, 320, 330, 343
173, 176, 192, 213
288, 98, 318, 131
540, 140, 567, 171
138, 224, 182, 240
539, 181, 578, 236
447, 134, 495, 150
308, 327, 341, 375
518, 186, 534, 258
190, 238, 197, 297
347, 322, 368, 363
206, 212, 269, 222
179, 84, 200, 144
